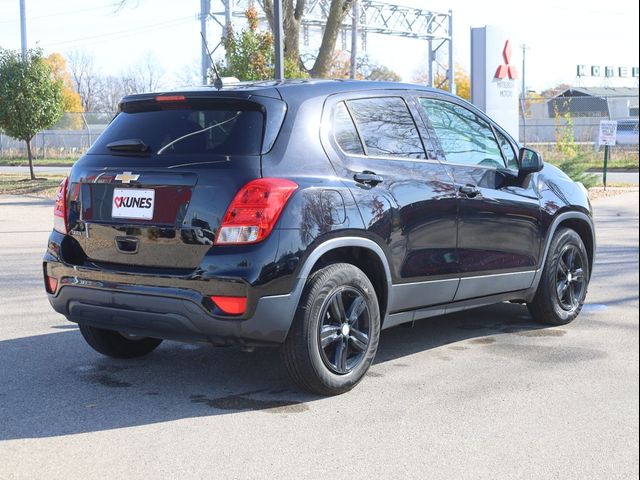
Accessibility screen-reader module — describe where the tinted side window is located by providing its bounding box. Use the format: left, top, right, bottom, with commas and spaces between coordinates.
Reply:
419, 98, 504, 168
333, 102, 364, 155
347, 97, 426, 159
495, 129, 518, 170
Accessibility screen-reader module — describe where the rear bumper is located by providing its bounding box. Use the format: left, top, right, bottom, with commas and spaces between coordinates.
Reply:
44, 232, 303, 346
47, 284, 299, 346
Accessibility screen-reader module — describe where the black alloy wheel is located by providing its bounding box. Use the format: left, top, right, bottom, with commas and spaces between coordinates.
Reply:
281, 263, 381, 396
318, 287, 371, 374
555, 244, 587, 312
528, 227, 590, 326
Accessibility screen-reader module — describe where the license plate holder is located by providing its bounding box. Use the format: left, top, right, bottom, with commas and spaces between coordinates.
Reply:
112, 188, 155, 220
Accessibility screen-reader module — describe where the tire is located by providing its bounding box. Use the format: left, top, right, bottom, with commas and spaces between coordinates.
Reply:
528, 228, 590, 326
281, 263, 381, 396
79, 324, 163, 359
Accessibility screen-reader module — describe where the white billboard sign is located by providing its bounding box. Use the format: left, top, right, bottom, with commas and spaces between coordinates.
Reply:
598, 120, 618, 146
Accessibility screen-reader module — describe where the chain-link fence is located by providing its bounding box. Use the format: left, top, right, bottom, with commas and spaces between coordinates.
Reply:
519, 90, 639, 166
0, 112, 115, 159
519, 92, 639, 146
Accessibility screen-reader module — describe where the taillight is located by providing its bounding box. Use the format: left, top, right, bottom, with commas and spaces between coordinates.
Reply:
53, 177, 69, 234
215, 178, 298, 245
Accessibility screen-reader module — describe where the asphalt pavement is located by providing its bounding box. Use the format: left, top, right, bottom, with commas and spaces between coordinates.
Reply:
0, 192, 638, 479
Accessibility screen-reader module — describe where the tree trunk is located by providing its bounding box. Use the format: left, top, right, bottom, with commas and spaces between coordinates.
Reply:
264, 0, 351, 77
310, 0, 352, 77
26, 138, 35, 180
264, 0, 306, 65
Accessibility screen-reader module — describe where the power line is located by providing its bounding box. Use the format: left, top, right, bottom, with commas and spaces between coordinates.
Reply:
45, 16, 195, 48
0, 3, 116, 24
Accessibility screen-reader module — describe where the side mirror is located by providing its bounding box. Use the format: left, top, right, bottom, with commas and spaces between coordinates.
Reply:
518, 147, 544, 175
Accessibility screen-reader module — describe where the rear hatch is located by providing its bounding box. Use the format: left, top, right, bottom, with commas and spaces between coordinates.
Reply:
67, 94, 282, 269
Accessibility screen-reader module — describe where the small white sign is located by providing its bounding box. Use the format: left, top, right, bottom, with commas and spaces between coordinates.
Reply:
112, 188, 155, 220
598, 120, 618, 146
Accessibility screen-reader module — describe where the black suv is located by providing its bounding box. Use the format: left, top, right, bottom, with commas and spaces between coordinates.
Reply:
44, 80, 595, 395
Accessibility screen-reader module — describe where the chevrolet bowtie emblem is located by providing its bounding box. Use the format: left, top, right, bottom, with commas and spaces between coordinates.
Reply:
115, 172, 140, 184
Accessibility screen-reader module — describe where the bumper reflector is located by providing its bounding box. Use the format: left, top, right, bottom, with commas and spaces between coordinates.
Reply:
45, 275, 58, 294
210, 295, 247, 315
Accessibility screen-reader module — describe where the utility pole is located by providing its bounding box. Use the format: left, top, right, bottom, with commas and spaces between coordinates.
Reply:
448, 10, 455, 94
273, 0, 284, 80
350, 0, 359, 80
200, 0, 211, 84
19, 0, 27, 59
520, 44, 530, 145
224, 0, 233, 70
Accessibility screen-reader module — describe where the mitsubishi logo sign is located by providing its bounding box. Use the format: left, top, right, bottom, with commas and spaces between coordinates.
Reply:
495, 40, 519, 80
471, 26, 519, 137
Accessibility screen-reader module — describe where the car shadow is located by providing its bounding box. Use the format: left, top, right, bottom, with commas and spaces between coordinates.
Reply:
0, 302, 547, 440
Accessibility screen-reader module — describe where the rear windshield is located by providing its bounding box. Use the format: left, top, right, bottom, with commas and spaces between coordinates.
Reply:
88, 100, 264, 156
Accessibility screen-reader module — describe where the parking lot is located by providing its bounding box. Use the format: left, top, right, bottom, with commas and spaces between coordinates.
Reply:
0, 191, 638, 479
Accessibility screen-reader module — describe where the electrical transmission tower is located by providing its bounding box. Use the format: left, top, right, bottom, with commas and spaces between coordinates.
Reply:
206, 0, 454, 91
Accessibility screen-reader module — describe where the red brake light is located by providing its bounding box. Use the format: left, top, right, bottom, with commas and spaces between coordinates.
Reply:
210, 295, 247, 315
155, 95, 186, 102
53, 177, 69, 234
215, 178, 298, 245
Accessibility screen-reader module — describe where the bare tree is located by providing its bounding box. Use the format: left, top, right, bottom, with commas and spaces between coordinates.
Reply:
95, 75, 126, 113
121, 52, 165, 94
173, 61, 201, 87
67, 50, 100, 111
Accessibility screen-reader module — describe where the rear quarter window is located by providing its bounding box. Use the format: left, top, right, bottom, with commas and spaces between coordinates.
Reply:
347, 97, 427, 159
333, 101, 365, 155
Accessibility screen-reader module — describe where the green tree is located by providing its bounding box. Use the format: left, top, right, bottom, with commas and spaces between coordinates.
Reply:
557, 155, 598, 189
366, 65, 401, 82
322, 51, 401, 81
219, 6, 307, 81
551, 101, 597, 188
0, 49, 64, 179
414, 64, 471, 101
45, 52, 84, 130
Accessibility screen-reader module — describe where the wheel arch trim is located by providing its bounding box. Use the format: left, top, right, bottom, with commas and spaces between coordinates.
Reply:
288, 236, 395, 320
296, 237, 393, 285
531, 211, 596, 291
255, 237, 394, 342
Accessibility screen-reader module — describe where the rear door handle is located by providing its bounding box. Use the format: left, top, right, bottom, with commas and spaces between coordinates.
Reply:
459, 184, 481, 198
354, 171, 384, 186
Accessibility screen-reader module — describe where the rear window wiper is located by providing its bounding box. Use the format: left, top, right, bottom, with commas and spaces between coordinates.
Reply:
106, 139, 150, 154
157, 113, 241, 155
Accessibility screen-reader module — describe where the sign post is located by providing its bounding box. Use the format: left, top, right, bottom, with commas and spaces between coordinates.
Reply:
598, 120, 617, 190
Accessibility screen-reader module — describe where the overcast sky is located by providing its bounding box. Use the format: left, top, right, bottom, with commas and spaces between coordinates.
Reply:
0, 0, 638, 91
